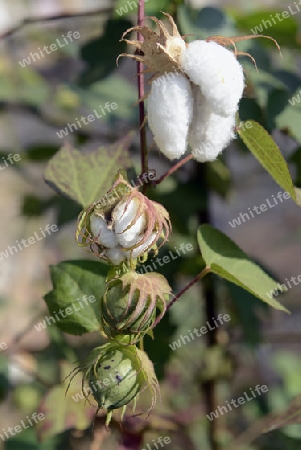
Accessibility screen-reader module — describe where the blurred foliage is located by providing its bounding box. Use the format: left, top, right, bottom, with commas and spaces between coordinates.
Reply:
1, 1, 301, 450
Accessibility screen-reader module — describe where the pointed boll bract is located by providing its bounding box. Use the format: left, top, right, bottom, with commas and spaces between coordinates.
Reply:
180, 40, 244, 117
147, 72, 194, 160
188, 87, 236, 162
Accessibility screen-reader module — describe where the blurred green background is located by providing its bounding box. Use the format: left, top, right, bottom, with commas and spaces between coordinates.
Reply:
0, 0, 301, 449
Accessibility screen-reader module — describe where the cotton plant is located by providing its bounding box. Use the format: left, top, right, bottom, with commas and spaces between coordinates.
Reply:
42, 9, 300, 440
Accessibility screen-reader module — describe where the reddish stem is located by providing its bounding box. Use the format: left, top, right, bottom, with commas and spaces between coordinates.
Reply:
153, 267, 211, 328
137, 1, 148, 190
154, 154, 193, 186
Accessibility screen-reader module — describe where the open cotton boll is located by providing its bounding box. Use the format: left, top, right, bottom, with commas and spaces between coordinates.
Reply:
90, 213, 118, 248
188, 87, 236, 162
180, 40, 244, 117
147, 72, 194, 160
106, 248, 126, 265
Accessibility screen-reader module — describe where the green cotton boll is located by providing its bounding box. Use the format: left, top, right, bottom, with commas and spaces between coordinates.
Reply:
88, 346, 143, 411
69, 342, 160, 426
102, 280, 156, 337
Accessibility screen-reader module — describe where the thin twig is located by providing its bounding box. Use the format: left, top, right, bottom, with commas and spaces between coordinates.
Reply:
137, 2, 148, 193
0, 7, 113, 40
154, 154, 193, 186
153, 267, 211, 329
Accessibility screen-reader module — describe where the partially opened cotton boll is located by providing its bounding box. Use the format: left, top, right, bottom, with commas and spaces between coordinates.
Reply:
180, 40, 244, 117
90, 213, 118, 248
188, 87, 236, 162
147, 72, 194, 160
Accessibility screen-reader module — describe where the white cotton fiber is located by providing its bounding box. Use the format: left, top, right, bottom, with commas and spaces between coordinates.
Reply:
188, 87, 236, 162
125, 232, 157, 260
180, 40, 244, 117
90, 213, 117, 248
106, 248, 126, 265
113, 198, 146, 248
147, 72, 194, 160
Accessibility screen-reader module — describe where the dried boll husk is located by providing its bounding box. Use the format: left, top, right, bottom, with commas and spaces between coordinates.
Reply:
118, 12, 186, 82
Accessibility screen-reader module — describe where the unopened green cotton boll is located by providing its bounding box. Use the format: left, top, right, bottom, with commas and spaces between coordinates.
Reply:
188, 87, 236, 162
72, 342, 160, 426
180, 40, 244, 117
147, 72, 194, 160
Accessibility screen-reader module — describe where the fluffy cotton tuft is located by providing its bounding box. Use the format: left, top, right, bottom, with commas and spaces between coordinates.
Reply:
188, 87, 236, 162
90, 214, 118, 248
147, 72, 194, 160
106, 248, 126, 265
113, 198, 146, 248
180, 40, 244, 117
125, 232, 157, 260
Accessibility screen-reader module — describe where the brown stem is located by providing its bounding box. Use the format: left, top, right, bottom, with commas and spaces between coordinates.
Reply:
153, 267, 211, 329
137, 1, 148, 193
154, 154, 193, 186
0, 7, 113, 40
197, 163, 219, 450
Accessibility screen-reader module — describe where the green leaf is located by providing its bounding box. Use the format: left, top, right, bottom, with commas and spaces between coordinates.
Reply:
83, 74, 138, 122
237, 119, 297, 202
243, 67, 286, 108
36, 364, 94, 441
206, 158, 231, 198
78, 18, 132, 86
44, 260, 108, 335
44, 133, 133, 207
226, 280, 268, 347
266, 88, 290, 131
264, 394, 301, 433
178, 5, 236, 42
114, 0, 171, 17
234, 10, 298, 48
275, 87, 301, 144
197, 224, 289, 312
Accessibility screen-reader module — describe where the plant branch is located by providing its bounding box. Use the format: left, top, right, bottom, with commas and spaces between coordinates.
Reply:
154, 154, 193, 186
153, 267, 211, 329
0, 7, 113, 40
197, 162, 219, 450
137, 2, 148, 193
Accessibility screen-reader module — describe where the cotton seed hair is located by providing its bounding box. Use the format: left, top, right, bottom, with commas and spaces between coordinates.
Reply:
147, 42, 244, 162
119, 13, 267, 163
188, 87, 236, 162
147, 72, 194, 160
180, 40, 245, 118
